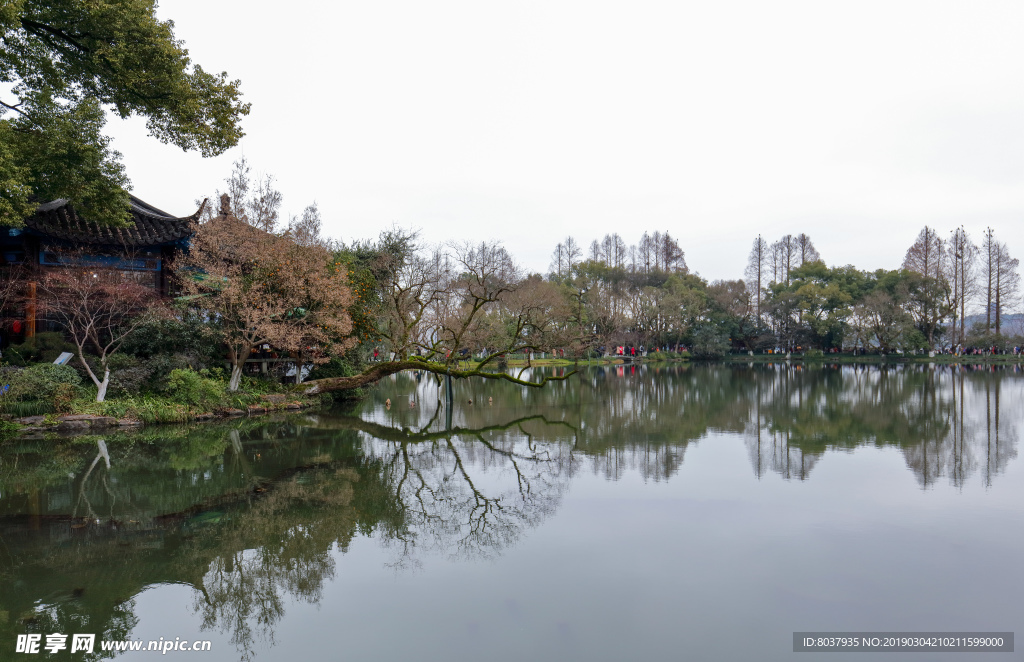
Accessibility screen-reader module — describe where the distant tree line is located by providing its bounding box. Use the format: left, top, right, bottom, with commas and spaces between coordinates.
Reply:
538, 224, 1021, 356
5, 156, 1023, 406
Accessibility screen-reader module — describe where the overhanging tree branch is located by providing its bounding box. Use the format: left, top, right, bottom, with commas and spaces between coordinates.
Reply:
297, 357, 576, 395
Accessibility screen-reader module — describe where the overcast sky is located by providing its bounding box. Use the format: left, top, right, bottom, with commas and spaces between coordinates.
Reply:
106, 0, 1024, 282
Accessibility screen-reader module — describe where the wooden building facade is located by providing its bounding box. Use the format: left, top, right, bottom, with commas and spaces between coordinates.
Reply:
0, 196, 204, 347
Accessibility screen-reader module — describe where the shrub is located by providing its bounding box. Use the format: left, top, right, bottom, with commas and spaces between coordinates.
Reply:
119, 315, 221, 363
0, 363, 82, 415
3, 332, 76, 365
0, 363, 81, 401
52, 383, 77, 413
106, 354, 155, 397
117, 315, 221, 393
804, 348, 825, 359
0, 419, 19, 440
306, 356, 359, 381
165, 368, 226, 409
689, 325, 729, 360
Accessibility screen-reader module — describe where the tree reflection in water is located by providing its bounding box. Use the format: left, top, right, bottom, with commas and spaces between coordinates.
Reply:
0, 412, 576, 660
332, 414, 576, 566
1, 364, 1023, 659
741, 363, 1019, 486
374, 363, 1023, 486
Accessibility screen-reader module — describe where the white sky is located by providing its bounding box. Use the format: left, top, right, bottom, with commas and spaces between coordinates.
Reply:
106, 0, 1024, 282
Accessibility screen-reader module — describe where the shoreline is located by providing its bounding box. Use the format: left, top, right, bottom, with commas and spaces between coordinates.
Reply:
2, 395, 324, 439
503, 353, 1024, 367
6, 353, 1024, 439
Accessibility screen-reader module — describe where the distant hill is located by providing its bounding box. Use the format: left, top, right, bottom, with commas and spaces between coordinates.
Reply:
961, 313, 1024, 336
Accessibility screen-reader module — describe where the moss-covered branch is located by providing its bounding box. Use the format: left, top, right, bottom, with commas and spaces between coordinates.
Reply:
297, 357, 576, 395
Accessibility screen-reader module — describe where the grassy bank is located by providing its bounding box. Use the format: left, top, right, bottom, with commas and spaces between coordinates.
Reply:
0, 365, 328, 438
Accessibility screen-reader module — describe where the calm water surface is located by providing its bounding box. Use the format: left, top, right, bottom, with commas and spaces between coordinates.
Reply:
1, 364, 1022, 661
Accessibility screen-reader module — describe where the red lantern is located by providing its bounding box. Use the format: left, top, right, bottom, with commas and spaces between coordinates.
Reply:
12, 320, 21, 333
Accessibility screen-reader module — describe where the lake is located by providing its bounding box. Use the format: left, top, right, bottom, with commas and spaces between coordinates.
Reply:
1, 363, 1022, 661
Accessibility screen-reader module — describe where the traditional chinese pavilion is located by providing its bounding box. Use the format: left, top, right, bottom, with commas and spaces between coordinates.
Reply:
0, 196, 205, 343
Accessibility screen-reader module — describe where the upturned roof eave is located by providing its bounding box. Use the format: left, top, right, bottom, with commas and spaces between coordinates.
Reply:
13, 197, 206, 249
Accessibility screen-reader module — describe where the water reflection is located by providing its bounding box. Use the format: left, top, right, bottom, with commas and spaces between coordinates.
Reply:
0, 364, 1021, 659
375, 363, 1022, 486
741, 364, 1019, 486
0, 415, 574, 660
328, 415, 574, 564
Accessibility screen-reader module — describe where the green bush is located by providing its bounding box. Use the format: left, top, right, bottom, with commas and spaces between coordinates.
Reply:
119, 315, 221, 363
106, 354, 155, 397
804, 348, 825, 359
116, 314, 223, 393
0, 363, 82, 401
307, 356, 359, 381
0, 419, 19, 440
689, 325, 729, 360
3, 332, 77, 365
165, 368, 226, 409
0, 363, 82, 415
130, 397, 191, 424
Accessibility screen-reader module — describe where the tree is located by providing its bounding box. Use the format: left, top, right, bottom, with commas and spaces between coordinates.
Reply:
431, 241, 521, 362
689, 323, 730, 359
856, 284, 915, 354
745, 235, 768, 324
38, 252, 159, 401
471, 274, 574, 359
298, 238, 575, 395
706, 279, 753, 349
287, 202, 326, 248
179, 204, 355, 391
638, 232, 654, 274
947, 227, 977, 346
550, 236, 582, 278
994, 241, 1020, 336
0, 261, 25, 319
902, 226, 950, 348
903, 226, 945, 278
982, 227, 997, 333
977, 228, 1021, 337
376, 240, 452, 360
597, 233, 627, 268
765, 233, 817, 289
198, 157, 284, 233
549, 242, 567, 278
1, 0, 249, 226
771, 235, 795, 286
0, 95, 131, 227
655, 231, 687, 273
794, 233, 820, 266
562, 236, 582, 274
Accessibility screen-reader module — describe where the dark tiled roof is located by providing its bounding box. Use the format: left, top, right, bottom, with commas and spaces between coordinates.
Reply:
24, 196, 205, 247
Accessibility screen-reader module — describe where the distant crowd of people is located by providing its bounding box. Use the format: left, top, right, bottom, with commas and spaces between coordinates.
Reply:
940, 345, 1023, 356
366, 343, 1024, 362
